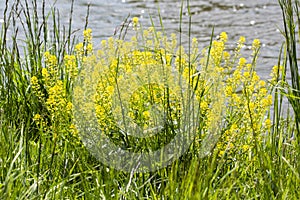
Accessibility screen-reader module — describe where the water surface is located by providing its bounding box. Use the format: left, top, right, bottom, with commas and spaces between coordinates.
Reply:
0, 0, 284, 78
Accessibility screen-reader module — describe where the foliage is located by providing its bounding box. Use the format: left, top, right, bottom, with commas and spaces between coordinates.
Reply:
0, 0, 299, 199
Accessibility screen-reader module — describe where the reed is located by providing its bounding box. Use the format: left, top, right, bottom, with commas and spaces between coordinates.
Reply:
279, 0, 300, 142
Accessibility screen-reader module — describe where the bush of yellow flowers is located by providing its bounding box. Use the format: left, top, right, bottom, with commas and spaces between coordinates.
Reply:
71, 17, 273, 161
29, 17, 273, 165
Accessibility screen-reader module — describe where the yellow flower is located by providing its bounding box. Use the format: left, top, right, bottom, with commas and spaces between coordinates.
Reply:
200, 101, 208, 112
252, 72, 260, 82
248, 102, 255, 112
87, 43, 93, 54
259, 87, 268, 96
242, 145, 250, 152
33, 114, 41, 121
230, 123, 238, 131
218, 150, 225, 157
75, 42, 84, 59
239, 57, 247, 67
42, 68, 49, 79
64, 54, 78, 78
264, 118, 272, 129
220, 32, 228, 42
46, 81, 66, 114
75, 43, 84, 52
262, 95, 272, 107
83, 28, 92, 43
243, 71, 250, 78
258, 80, 266, 87
69, 124, 78, 136
223, 51, 230, 60
143, 110, 150, 119
233, 70, 242, 81
211, 41, 225, 65
132, 17, 139, 27
225, 85, 233, 96
31, 76, 38, 86
44, 51, 57, 67
33, 113, 46, 127
270, 65, 282, 83
231, 94, 241, 106
238, 36, 246, 44
252, 39, 261, 50
106, 86, 114, 95
66, 102, 73, 112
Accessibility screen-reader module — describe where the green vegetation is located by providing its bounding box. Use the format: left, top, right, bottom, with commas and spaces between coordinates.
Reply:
0, 0, 299, 199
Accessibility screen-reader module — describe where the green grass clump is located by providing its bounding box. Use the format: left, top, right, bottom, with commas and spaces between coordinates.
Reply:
0, 0, 299, 199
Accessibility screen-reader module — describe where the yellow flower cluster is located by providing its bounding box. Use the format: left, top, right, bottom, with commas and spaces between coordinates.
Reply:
44, 51, 58, 78
149, 32, 272, 158
31, 49, 80, 140
75, 20, 273, 157
31, 76, 44, 101
93, 34, 182, 135
64, 55, 78, 79
214, 37, 273, 158
46, 80, 70, 117
75, 28, 93, 60
252, 39, 261, 52
211, 32, 227, 66
84, 28, 93, 54
75, 42, 84, 60
270, 65, 283, 84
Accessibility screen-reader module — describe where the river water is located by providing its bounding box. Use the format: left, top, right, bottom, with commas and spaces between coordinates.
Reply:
0, 0, 284, 79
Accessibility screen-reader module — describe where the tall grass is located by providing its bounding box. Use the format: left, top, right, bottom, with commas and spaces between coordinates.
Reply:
279, 0, 300, 142
0, 0, 299, 199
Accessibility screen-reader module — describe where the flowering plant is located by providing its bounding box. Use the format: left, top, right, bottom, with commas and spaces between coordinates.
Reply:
72, 19, 273, 161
